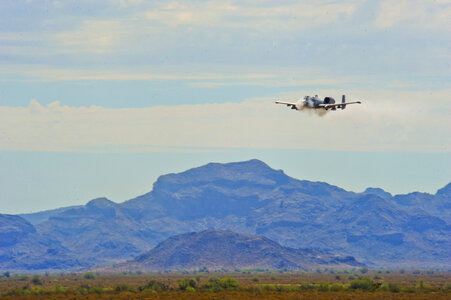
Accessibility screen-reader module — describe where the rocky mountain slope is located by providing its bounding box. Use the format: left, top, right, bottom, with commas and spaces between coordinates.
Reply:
110, 230, 363, 271
0, 214, 82, 270
5, 159, 451, 269
19, 205, 82, 225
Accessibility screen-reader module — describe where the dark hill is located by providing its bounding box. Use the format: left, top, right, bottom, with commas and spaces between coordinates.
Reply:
111, 230, 363, 271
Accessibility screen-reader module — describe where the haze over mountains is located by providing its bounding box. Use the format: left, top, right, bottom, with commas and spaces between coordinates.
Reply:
1, 159, 450, 271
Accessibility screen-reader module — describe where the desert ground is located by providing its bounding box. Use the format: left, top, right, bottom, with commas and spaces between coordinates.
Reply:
1, 269, 450, 299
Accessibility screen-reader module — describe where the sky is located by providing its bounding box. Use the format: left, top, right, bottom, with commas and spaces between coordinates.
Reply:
0, 0, 450, 214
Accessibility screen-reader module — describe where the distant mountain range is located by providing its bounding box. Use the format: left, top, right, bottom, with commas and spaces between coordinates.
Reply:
106, 230, 363, 272
1, 159, 450, 271
19, 205, 82, 225
0, 214, 82, 271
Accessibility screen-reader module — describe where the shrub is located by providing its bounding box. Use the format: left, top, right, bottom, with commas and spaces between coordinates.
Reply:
31, 275, 43, 285
317, 282, 329, 292
359, 267, 369, 274
202, 277, 239, 291
253, 284, 298, 292
140, 280, 169, 292
89, 286, 104, 294
77, 287, 88, 295
416, 279, 432, 292
299, 282, 315, 290
115, 284, 132, 292
388, 283, 400, 293
6, 287, 30, 296
349, 278, 376, 291
252, 276, 260, 282
83, 272, 95, 279
379, 283, 400, 293
330, 283, 343, 291
198, 266, 208, 273
219, 277, 239, 290
30, 285, 44, 294
208, 277, 220, 283
342, 283, 351, 291
3, 271, 10, 278
52, 284, 66, 293
258, 284, 277, 292
178, 278, 197, 291
335, 275, 341, 280
403, 287, 415, 293
18, 275, 29, 281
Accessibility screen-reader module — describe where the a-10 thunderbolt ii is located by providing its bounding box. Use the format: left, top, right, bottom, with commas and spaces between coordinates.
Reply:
275, 95, 361, 111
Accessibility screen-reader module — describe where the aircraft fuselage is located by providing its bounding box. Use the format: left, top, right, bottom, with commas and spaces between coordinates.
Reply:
296, 95, 337, 110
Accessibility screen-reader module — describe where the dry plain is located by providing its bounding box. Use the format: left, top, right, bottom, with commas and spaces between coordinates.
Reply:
1, 270, 450, 299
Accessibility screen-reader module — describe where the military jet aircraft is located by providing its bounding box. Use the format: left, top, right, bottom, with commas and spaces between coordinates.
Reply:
275, 95, 361, 111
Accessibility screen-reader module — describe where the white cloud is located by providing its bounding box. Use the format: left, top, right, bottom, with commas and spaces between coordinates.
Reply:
0, 90, 449, 153
142, 0, 357, 31
1, 0, 449, 82
375, 0, 451, 31
0, 63, 352, 87
188, 78, 347, 88
20, 67, 274, 81
55, 20, 129, 54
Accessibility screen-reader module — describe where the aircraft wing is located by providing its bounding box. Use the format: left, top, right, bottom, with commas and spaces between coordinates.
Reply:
319, 101, 361, 109
275, 100, 298, 107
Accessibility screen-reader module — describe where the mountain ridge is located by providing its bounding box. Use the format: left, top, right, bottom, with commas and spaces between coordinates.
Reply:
3, 159, 450, 270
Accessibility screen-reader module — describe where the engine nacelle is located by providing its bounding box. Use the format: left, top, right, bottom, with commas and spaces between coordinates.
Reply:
324, 97, 335, 104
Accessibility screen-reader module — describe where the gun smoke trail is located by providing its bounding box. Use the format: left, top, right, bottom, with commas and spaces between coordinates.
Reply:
299, 106, 328, 117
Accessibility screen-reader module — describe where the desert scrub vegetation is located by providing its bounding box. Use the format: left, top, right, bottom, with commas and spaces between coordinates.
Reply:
139, 280, 169, 292
30, 275, 43, 285
178, 278, 197, 291
82, 272, 96, 279
202, 276, 239, 291
0, 271, 450, 299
